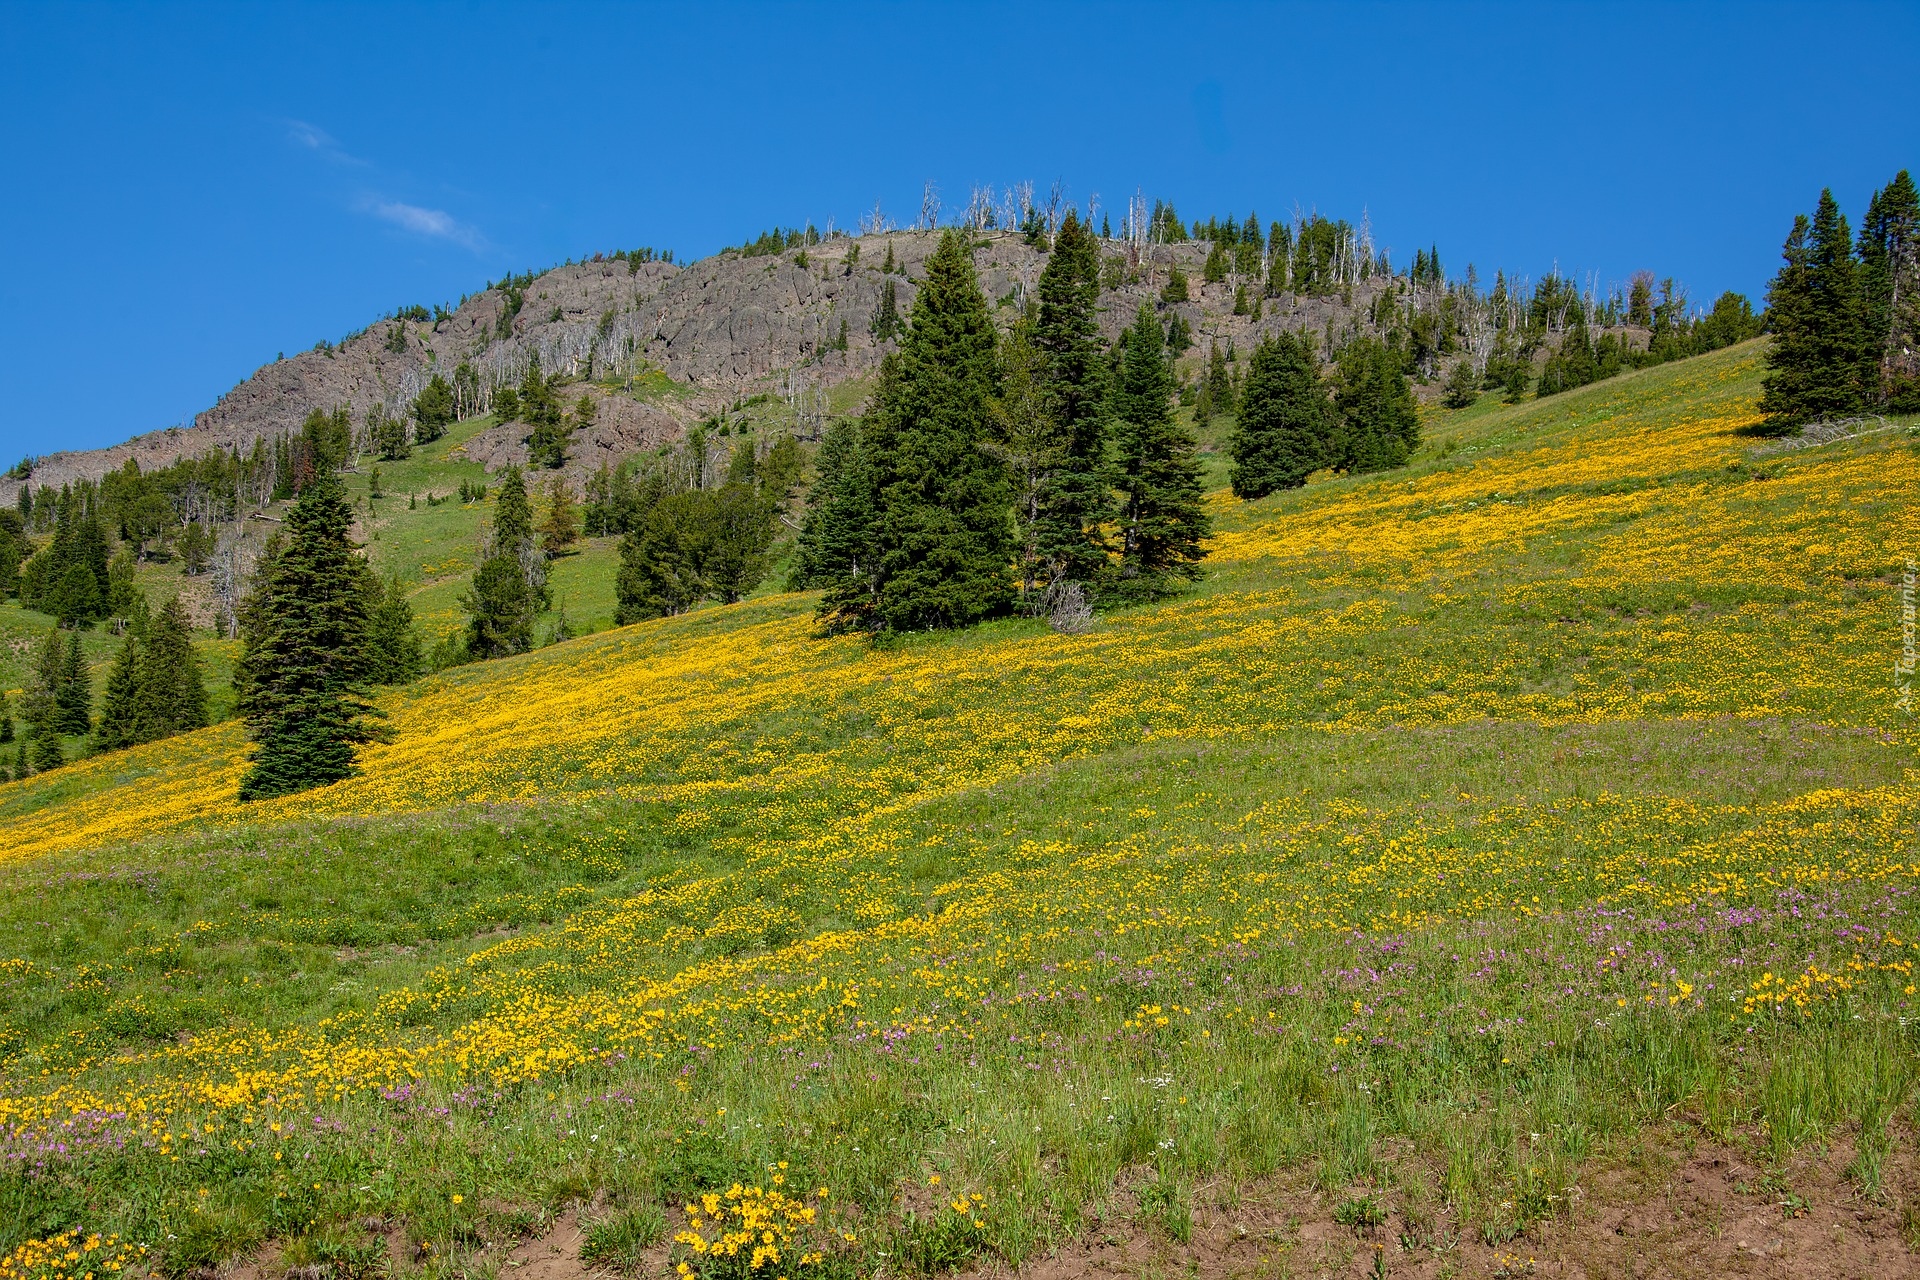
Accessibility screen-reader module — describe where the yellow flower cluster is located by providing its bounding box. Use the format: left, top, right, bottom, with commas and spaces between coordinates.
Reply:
0, 1233, 144, 1280
674, 1179, 831, 1279
0, 344, 1912, 1162
1742, 965, 1854, 1016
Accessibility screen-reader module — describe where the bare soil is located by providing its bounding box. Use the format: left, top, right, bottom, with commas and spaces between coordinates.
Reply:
234, 1127, 1918, 1280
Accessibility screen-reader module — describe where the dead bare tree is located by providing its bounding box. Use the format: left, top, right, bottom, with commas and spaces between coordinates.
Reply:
966, 184, 995, 231
209, 524, 254, 640
919, 180, 941, 232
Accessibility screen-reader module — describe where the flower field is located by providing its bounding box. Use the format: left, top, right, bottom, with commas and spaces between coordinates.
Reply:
0, 341, 1916, 1273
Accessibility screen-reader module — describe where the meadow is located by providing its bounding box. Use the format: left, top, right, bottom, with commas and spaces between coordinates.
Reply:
0, 341, 1916, 1278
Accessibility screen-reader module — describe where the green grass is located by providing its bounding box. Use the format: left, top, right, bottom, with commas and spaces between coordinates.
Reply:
0, 342, 1916, 1277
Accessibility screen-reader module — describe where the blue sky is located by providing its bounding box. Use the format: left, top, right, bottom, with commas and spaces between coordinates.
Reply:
3, 1, 1916, 458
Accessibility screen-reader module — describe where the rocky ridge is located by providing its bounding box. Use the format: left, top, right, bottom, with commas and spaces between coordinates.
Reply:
6, 230, 1389, 499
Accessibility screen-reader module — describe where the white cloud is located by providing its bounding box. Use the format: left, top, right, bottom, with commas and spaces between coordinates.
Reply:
286, 119, 334, 150
364, 199, 488, 252
283, 119, 487, 253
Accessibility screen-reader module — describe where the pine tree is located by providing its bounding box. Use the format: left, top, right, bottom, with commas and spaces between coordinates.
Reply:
1205, 340, 1235, 417
1859, 171, 1920, 409
1107, 304, 1209, 596
615, 491, 711, 621
365, 576, 422, 685
12, 737, 27, 780
1441, 358, 1480, 409
55, 632, 91, 735
1029, 210, 1113, 588
790, 417, 877, 593
463, 468, 547, 659
817, 227, 1013, 633
823, 229, 1012, 633
94, 634, 142, 751
540, 476, 580, 557
1230, 332, 1332, 499
0, 694, 12, 745
1760, 189, 1876, 432
412, 373, 456, 444
19, 629, 62, 742
28, 721, 61, 774
233, 472, 380, 800
1332, 338, 1419, 473
869, 277, 901, 342
142, 595, 208, 737
997, 320, 1059, 600
1160, 263, 1191, 304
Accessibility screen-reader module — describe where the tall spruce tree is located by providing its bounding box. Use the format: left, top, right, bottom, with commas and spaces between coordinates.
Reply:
1029, 210, 1113, 587
94, 634, 143, 751
463, 468, 546, 659
1107, 304, 1209, 596
55, 632, 91, 735
365, 576, 423, 684
615, 491, 712, 620
822, 229, 1012, 632
1859, 171, 1920, 409
19, 629, 63, 741
1230, 332, 1332, 498
1331, 338, 1419, 473
140, 596, 208, 738
790, 416, 878, 593
1760, 189, 1876, 432
1204, 339, 1235, 417
27, 720, 61, 773
233, 473, 379, 800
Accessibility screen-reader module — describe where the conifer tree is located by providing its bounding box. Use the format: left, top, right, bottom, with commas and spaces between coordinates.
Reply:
412, 373, 456, 444
233, 473, 379, 800
540, 476, 580, 557
1205, 340, 1235, 417
28, 721, 61, 773
94, 634, 142, 751
1859, 171, 1920, 408
0, 694, 12, 745
1441, 358, 1480, 409
1230, 332, 1332, 498
823, 229, 1012, 632
1160, 264, 1191, 304
364, 577, 422, 685
1107, 304, 1209, 596
615, 491, 711, 621
463, 468, 547, 659
1331, 338, 1420, 473
790, 416, 877, 593
869, 277, 901, 342
12, 737, 27, 780
1760, 189, 1876, 432
55, 632, 91, 735
142, 595, 208, 737
18, 629, 62, 743
997, 320, 1061, 600
1029, 210, 1113, 587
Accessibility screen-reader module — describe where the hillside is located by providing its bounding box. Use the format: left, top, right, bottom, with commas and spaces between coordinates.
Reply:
2, 229, 1392, 503
1, 343, 1918, 1277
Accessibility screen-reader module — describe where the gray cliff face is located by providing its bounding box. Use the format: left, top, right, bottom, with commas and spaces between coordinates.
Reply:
6, 230, 1388, 499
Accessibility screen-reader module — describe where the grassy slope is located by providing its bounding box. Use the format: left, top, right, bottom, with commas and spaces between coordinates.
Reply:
1, 342, 1918, 1270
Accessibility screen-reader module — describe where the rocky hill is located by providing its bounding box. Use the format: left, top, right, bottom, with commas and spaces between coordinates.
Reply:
5, 229, 1390, 500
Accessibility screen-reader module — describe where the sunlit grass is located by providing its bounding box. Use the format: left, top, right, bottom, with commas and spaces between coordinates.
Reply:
0, 340, 1916, 1273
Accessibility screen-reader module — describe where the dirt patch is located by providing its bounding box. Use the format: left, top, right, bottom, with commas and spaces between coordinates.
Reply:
958, 1134, 1917, 1279
502, 1209, 590, 1280
239, 1130, 1912, 1280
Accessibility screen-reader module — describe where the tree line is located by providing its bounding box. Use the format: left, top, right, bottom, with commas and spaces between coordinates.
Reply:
1758, 171, 1919, 431
792, 216, 1208, 630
